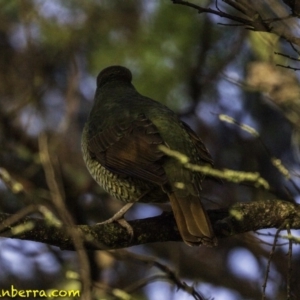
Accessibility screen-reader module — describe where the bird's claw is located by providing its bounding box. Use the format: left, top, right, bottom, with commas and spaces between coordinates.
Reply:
96, 203, 134, 241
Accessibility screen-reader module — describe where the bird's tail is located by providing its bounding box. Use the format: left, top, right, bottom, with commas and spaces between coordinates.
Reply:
168, 193, 217, 247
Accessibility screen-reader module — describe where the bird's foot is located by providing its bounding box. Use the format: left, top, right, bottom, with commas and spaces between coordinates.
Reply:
97, 203, 134, 239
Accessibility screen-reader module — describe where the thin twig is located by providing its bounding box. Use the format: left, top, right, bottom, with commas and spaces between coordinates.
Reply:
38, 133, 92, 299
274, 52, 300, 62
276, 64, 300, 71
217, 114, 300, 195
172, 0, 253, 26
172, 0, 300, 48
0, 204, 60, 233
261, 223, 286, 299
287, 225, 292, 300
289, 42, 300, 55
111, 250, 206, 300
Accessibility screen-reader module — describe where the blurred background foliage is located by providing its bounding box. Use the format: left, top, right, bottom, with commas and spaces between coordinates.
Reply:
0, 0, 299, 299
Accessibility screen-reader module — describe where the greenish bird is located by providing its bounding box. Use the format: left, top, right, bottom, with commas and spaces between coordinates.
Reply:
81, 66, 217, 246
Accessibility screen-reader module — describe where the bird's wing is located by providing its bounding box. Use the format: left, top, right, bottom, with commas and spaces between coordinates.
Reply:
87, 114, 168, 185
180, 121, 214, 166
181, 121, 223, 186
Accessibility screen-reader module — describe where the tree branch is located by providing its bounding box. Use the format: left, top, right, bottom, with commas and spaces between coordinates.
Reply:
172, 0, 300, 47
0, 199, 299, 250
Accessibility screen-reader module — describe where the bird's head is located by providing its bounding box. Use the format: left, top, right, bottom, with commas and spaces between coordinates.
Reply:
97, 66, 132, 88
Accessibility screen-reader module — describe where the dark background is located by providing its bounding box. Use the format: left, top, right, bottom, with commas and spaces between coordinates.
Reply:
0, 1, 299, 299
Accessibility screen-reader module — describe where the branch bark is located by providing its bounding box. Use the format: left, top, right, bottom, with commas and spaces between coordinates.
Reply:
0, 199, 299, 250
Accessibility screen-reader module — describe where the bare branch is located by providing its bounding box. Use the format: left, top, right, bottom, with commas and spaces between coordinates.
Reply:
172, 0, 253, 26
171, 0, 300, 48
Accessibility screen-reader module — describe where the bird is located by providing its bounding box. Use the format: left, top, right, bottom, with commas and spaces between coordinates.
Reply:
81, 65, 217, 246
